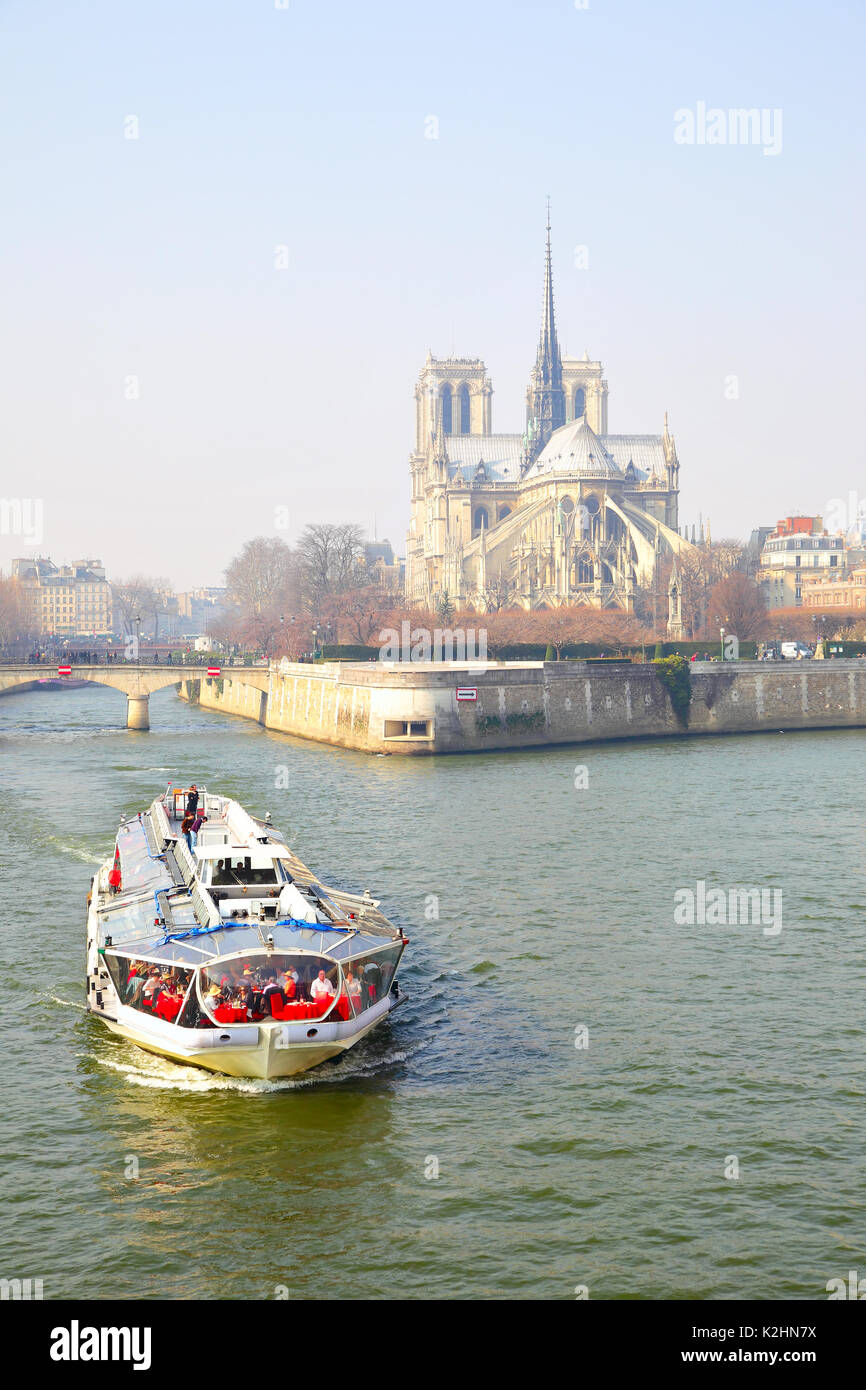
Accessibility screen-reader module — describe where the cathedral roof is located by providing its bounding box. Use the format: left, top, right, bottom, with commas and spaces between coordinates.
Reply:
525, 415, 623, 480
603, 435, 667, 480
444, 434, 524, 483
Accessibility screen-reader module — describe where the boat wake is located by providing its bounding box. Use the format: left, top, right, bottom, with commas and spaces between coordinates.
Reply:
45, 836, 105, 864
44, 994, 88, 1011
94, 1035, 426, 1095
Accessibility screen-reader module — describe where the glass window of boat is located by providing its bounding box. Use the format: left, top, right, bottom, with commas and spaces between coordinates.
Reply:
104, 951, 193, 1022
341, 942, 403, 1016
115, 823, 172, 894
210, 855, 279, 887
198, 952, 340, 1020
99, 901, 166, 949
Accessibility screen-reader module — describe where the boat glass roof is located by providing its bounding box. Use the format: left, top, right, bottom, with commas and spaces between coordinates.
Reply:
102, 921, 393, 963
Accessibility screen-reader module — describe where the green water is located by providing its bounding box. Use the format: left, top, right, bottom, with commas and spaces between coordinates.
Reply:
0, 684, 863, 1299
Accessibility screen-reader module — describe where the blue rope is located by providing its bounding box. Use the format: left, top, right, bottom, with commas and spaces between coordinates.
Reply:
152, 916, 349, 947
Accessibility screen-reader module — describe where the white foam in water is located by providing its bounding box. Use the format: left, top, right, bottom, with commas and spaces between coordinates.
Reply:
94, 1036, 423, 1095
45, 836, 104, 864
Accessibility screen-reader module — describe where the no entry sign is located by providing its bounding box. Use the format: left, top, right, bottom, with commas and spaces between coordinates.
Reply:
207, 666, 221, 677
58, 665, 72, 676
456, 687, 477, 702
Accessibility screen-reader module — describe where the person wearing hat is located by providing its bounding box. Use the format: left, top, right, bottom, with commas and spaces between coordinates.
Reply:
204, 983, 223, 1012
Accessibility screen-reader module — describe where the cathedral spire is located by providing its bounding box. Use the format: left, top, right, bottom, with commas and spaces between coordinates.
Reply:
525, 202, 566, 462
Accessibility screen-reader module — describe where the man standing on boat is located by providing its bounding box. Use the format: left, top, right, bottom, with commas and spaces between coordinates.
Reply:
185, 785, 199, 818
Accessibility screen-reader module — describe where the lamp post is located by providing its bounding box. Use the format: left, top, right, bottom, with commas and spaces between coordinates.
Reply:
719, 626, 725, 663
134, 614, 141, 664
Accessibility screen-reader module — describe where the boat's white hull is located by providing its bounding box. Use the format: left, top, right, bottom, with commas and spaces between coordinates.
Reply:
93, 994, 403, 1079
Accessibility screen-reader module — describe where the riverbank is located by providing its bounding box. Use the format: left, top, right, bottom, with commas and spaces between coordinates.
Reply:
177, 658, 866, 754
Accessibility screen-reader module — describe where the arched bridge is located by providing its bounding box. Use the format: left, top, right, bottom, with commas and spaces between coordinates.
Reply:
0, 664, 270, 729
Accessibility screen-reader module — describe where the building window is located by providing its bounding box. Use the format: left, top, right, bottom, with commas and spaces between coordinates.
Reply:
473, 507, 489, 532
574, 387, 585, 419
384, 719, 432, 739
440, 384, 452, 434
498, 505, 511, 521
459, 385, 470, 434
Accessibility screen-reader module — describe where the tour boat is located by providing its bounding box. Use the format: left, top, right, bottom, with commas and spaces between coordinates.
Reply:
86, 783, 408, 1079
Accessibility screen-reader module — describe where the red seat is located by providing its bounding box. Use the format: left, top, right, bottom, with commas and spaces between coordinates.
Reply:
213, 1005, 232, 1023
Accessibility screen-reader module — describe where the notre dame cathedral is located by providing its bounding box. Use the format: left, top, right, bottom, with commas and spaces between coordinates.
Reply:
405, 218, 693, 610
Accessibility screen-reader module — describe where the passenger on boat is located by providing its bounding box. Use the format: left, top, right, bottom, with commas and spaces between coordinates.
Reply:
363, 960, 381, 1001
261, 971, 286, 1016
311, 970, 335, 1001
344, 970, 361, 1001
233, 974, 255, 1012
185, 786, 199, 817
141, 969, 163, 1009
180, 814, 194, 850
190, 813, 207, 848
108, 865, 121, 895
126, 963, 147, 1006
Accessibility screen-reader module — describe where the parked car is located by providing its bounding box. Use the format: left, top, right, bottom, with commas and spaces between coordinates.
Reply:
781, 641, 812, 660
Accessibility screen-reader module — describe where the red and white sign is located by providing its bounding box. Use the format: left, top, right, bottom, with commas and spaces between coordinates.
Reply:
456, 686, 477, 702
58, 665, 72, 676
207, 666, 221, 677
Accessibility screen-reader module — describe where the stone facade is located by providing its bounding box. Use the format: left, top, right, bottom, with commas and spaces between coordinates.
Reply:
180, 659, 866, 756
405, 221, 692, 612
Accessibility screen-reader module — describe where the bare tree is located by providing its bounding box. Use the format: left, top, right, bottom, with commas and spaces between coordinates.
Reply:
706, 573, 767, 641
112, 575, 157, 636
296, 523, 365, 608
225, 537, 297, 615
0, 575, 24, 648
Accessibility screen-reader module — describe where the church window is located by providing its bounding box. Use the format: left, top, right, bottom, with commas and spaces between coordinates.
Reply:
473, 507, 489, 532
498, 505, 511, 521
440, 385, 453, 434
459, 384, 471, 434
574, 387, 586, 418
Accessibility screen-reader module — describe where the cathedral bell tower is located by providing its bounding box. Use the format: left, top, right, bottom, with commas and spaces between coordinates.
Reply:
524, 209, 566, 465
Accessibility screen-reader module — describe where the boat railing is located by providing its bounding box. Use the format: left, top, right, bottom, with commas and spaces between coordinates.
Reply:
164, 830, 221, 928
190, 879, 221, 929
151, 798, 173, 846
172, 834, 196, 885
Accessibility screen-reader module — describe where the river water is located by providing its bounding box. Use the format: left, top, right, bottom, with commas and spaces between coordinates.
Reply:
0, 682, 863, 1300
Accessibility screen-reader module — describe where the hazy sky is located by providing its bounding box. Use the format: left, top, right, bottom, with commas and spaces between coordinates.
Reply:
1, 0, 863, 589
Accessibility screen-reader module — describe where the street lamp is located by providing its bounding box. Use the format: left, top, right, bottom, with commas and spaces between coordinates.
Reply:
719, 626, 725, 662
134, 614, 141, 663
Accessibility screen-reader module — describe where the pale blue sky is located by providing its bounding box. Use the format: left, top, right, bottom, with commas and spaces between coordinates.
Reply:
1, 0, 863, 587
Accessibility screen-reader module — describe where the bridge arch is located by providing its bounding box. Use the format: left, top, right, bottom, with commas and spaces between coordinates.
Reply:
0, 665, 270, 730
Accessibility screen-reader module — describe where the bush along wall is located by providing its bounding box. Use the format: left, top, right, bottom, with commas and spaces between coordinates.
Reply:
649, 640, 758, 660
652, 655, 692, 728
320, 644, 380, 661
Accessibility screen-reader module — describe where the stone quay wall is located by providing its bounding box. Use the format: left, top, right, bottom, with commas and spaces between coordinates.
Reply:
177, 659, 866, 755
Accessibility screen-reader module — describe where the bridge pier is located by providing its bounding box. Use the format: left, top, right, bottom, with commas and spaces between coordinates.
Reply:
126, 694, 150, 731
